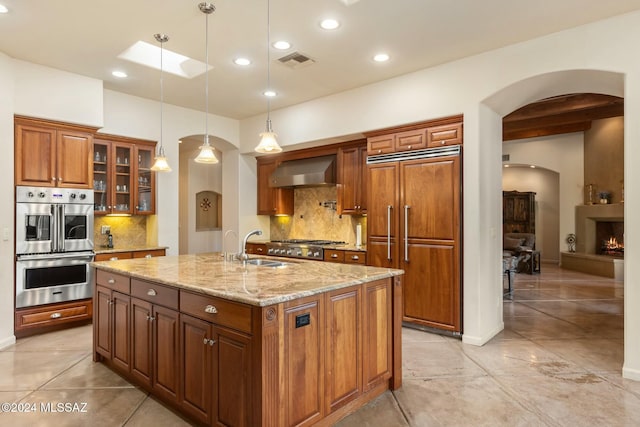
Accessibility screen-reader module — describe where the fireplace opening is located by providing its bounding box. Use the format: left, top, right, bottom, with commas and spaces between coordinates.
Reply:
596, 221, 624, 257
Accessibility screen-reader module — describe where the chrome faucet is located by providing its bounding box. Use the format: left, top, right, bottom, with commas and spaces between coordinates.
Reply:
239, 229, 263, 260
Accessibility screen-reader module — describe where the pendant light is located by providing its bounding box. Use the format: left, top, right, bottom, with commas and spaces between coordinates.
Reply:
194, 2, 219, 164
150, 33, 172, 172
255, 0, 283, 154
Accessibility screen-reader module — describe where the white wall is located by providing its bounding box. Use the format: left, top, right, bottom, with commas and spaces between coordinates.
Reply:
503, 133, 584, 261
0, 53, 15, 349
503, 166, 561, 263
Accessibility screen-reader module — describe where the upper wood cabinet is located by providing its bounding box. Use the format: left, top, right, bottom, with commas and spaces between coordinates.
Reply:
256, 157, 293, 216
366, 116, 463, 156
15, 116, 97, 188
93, 134, 156, 215
337, 142, 367, 214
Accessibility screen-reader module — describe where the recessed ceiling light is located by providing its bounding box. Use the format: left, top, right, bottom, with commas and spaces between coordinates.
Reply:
504, 164, 510, 168
112, 70, 128, 78
320, 19, 340, 30
234, 57, 251, 66
373, 53, 390, 62
118, 40, 210, 79
264, 90, 276, 97
273, 41, 291, 50
530, 165, 536, 168
0, 5, 8, 13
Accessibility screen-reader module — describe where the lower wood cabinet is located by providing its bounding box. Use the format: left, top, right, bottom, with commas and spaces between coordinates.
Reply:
93, 267, 399, 427
14, 298, 93, 337
324, 249, 366, 265
94, 248, 166, 262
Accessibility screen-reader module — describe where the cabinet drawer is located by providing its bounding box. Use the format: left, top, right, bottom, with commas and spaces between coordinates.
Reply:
396, 129, 427, 151
131, 279, 178, 309
180, 291, 252, 334
95, 252, 133, 262
96, 269, 130, 293
16, 299, 93, 329
367, 134, 395, 155
344, 251, 366, 265
132, 249, 166, 258
427, 123, 462, 147
324, 249, 345, 263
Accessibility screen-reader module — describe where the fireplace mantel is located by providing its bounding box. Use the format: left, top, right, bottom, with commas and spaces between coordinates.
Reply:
575, 203, 624, 254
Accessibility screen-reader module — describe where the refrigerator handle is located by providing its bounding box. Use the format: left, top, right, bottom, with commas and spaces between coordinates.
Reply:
387, 205, 392, 261
404, 205, 410, 262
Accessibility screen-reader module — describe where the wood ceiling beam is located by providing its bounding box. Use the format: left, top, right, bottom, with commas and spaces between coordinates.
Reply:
504, 94, 623, 122
503, 103, 624, 132
503, 122, 592, 141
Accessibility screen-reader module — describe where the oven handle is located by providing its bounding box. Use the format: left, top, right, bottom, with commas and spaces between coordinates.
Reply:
57, 204, 66, 252
50, 204, 58, 253
17, 252, 95, 262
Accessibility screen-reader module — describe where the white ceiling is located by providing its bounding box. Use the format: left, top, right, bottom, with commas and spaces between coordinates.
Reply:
1, 0, 640, 120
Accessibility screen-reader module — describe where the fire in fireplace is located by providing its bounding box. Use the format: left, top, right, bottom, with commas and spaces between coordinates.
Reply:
596, 221, 624, 257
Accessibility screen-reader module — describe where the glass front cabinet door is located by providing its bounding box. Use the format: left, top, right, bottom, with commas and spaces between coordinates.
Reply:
135, 145, 156, 214
93, 141, 110, 214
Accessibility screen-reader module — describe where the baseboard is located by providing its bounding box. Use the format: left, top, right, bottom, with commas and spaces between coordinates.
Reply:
622, 366, 640, 381
462, 322, 504, 346
0, 334, 16, 350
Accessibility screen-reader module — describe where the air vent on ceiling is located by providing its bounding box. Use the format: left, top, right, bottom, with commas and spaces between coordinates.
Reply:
502, 154, 510, 162
277, 52, 315, 69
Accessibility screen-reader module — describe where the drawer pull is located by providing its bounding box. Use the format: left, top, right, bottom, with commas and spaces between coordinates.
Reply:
108, 278, 116, 284
331, 253, 338, 258
351, 255, 359, 260
50, 312, 62, 319
441, 140, 446, 145
204, 305, 218, 314
203, 338, 216, 346
145, 254, 152, 259
208, 339, 216, 346
110, 257, 119, 261
203, 338, 209, 345
147, 289, 157, 296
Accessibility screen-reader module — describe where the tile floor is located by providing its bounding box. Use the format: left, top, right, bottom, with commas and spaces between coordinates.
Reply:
1, 264, 637, 426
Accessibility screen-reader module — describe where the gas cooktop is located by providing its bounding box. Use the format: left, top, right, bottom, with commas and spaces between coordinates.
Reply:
266, 239, 346, 260
270, 239, 345, 245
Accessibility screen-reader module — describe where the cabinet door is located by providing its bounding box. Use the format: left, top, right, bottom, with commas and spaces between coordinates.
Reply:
180, 314, 213, 425
57, 130, 93, 188
131, 298, 153, 387
153, 305, 179, 402
427, 123, 462, 148
93, 140, 110, 215
257, 159, 293, 215
111, 143, 133, 214
325, 286, 361, 412
15, 123, 57, 187
362, 279, 392, 390
112, 291, 131, 373
212, 326, 252, 427
395, 129, 427, 152
367, 134, 395, 155
134, 144, 156, 214
367, 162, 399, 265
95, 285, 113, 359
337, 145, 367, 214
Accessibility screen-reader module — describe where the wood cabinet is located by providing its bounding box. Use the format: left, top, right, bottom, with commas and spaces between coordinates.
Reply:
503, 191, 536, 234
14, 298, 93, 337
337, 143, 368, 214
93, 134, 156, 215
245, 242, 267, 255
93, 266, 400, 426
94, 270, 131, 374
15, 116, 97, 188
256, 157, 294, 215
324, 249, 366, 265
367, 142, 462, 333
94, 248, 165, 262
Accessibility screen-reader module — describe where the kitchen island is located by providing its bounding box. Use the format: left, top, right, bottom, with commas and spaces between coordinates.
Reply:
92, 253, 403, 426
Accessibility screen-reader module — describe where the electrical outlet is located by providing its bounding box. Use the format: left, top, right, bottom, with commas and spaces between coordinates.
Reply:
101, 225, 111, 235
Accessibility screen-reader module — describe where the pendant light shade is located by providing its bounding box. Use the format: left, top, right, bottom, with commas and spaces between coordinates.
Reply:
151, 33, 172, 172
255, 0, 282, 154
195, 2, 219, 164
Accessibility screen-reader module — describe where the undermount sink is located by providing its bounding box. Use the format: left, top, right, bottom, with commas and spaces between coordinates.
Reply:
245, 259, 288, 267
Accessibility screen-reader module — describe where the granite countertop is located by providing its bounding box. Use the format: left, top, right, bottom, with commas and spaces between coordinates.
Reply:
95, 245, 168, 254
91, 253, 402, 307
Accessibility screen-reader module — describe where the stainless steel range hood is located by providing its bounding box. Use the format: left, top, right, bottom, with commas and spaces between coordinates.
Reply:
270, 155, 336, 188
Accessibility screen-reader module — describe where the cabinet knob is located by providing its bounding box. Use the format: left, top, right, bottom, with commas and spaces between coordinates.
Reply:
377, 149, 382, 154
52, 177, 56, 181
204, 305, 218, 314
208, 339, 216, 346
50, 312, 62, 319
110, 257, 118, 261
147, 289, 157, 296
351, 255, 359, 260
146, 314, 155, 321
257, 248, 263, 253
441, 140, 446, 145
145, 254, 153, 259
331, 253, 338, 258
408, 145, 412, 149
203, 338, 216, 346
203, 338, 209, 345
58, 177, 62, 181
108, 278, 116, 283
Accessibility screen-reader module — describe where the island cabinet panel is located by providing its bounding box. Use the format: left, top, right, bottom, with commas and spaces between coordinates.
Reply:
325, 286, 362, 413
131, 298, 153, 387
94, 274, 131, 375
362, 280, 392, 390
283, 296, 324, 427
180, 314, 213, 425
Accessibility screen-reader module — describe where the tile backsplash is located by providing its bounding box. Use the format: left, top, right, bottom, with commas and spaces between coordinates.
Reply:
270, 187, 366, 244
94, 216, 148, 248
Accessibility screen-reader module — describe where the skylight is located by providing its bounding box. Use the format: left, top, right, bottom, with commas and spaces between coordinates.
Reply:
118, 41, 211, 79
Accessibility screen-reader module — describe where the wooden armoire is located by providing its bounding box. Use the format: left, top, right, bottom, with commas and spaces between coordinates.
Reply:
503, 191, 536, 234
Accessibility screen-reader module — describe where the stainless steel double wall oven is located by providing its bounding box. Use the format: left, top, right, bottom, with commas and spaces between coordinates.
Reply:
15, 186, 94, 308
